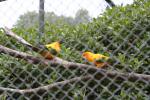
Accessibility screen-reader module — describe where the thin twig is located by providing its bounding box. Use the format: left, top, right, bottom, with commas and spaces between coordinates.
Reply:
0, 75, 91, 93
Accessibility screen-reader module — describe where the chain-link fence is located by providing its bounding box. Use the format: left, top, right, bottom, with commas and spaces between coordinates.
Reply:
0, 0, 149, 99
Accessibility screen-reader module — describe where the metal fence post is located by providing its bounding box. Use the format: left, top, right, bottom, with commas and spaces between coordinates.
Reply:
39, 0, 45, 41
105, 0, 116, 7
0, 0, 6, 2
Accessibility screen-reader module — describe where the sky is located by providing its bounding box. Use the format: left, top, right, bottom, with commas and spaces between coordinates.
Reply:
0, 0, 133, 28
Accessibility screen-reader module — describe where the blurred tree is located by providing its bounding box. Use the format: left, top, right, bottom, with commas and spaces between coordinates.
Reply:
74, 9, 91, 24
14, 9, 91, 29
15, 11, 38, 29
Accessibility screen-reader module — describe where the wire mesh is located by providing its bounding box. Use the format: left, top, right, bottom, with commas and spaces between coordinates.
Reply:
0, 0, 149, 99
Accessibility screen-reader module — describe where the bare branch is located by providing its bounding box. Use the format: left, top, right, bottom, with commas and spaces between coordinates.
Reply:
0, 44, 96, 69
0, 75, 91, 93
0, 70, 149, 94
0, 45, 150, 82
2, 27, 54, 60
2, 27, 41, 52
3, 27, 32, 46
0, 45, 48, 65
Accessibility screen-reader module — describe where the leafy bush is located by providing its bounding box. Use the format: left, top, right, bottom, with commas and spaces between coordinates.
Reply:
0, 0, 149, 99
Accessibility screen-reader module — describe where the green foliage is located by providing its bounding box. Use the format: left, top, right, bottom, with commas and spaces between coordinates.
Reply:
0, 94, 7, 100
0, 0, 149, 99
73, 88, 86, 100
117, 89, 147, 100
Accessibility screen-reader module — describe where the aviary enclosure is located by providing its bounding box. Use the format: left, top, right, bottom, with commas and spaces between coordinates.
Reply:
0, 0, 149, 99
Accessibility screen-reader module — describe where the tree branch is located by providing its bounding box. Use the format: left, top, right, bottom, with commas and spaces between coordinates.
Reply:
2, 27, 41, 53
2, 27, 55, 60
0, 45, 48, 65
0, 75, 91, 93
0, 45, 150, 82
0, 44, 99, 69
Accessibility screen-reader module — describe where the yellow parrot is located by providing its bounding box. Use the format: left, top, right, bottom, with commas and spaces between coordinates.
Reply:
36, 41, 62, 60
45, 41, 61, 54
82, 51, 109, 68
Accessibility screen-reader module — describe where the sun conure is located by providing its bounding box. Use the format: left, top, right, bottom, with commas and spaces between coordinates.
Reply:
36, 40, 63, 60
82, 51, 109, 68
45, 41, 62, 55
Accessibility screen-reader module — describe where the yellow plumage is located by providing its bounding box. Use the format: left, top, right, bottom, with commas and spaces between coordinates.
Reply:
35, 41, 62, 60
82, 51, 109, 68
45, 41, 61, 53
